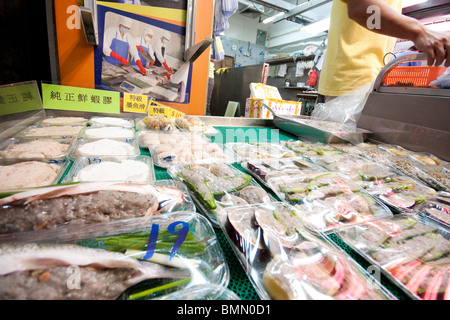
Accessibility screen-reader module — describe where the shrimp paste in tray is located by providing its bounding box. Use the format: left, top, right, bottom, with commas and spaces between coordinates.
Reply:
0, 180, 194, 240
335, 214, 450, 300
168, 163, 276, 227
219, 202, 395, 300
267, 170, 393, 233
311, 153, 437, 213
0, 211, 229, 300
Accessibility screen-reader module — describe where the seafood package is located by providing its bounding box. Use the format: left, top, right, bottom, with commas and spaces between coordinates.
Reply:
0, 160, 68, 191
283, 140, 342, 159
17, 125, 84, 139
174, 116, 219, 137
87, 116, 135, 128
0, 180, 194, 240
0, 211, 229, 300
225, 142, 296, 162
146, 133, 231, 168
168, 163, 275, 227
241, 157, 321, 187
62, 155, 155, 183
335, 214, 450, 300
157, 284, 240, 300
267, 170, 393, 233
352, 144, 450, 192
219, 202, 395, 300
38, 116, 89, 126
70, 138, 140, 162
417, 192, 450, 229
135, 115, 178, 132
0, 137, 74, 164
80, 126, 136, 140
312, 153, 437, 212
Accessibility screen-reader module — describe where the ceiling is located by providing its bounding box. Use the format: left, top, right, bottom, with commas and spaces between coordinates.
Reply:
237, 0, 333, 26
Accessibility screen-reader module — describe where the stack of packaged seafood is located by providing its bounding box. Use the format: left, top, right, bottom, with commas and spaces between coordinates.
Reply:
0, 114, 233, 300
139, 131, 231, 168
218, 202, 396, 300
335, 214, 450, 300
168, 163, 274, 227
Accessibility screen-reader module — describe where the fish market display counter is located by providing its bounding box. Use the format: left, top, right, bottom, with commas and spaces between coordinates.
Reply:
1, 107, 449, 301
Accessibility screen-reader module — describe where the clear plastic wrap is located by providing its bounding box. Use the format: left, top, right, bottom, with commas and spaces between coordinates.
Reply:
36, 116, 89, 126
0, 180, 195, 240
87, 116, 135, 128
241, 157, 322, 188
157, 284, 240, 300
283, 140, 343, 160
0, 211, 229, 300
69, 138, 140, 162
0, 137, 74, 164
168, 163, 275, 227
135, 115, 178, 132
416, 191, 450, 229
266, 170, 393, 233
173, 116, 219, 137
219, 202, 395, 300
62, 155, 155, 183
0, 160, 68, 192
16, 124, 84, 141
225, 142, 297, 162
311, 152, 437, 213
146, 133, 232, 168
80, 126, 136, 140
335, 213, 450, 300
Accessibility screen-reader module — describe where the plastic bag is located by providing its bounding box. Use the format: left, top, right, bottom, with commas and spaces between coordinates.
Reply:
429, 67, 450, 88
311, 81, 374, 129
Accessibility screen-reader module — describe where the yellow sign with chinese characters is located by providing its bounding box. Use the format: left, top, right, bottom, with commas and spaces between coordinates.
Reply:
123, 93, 148, 114
147, 100, 185, 119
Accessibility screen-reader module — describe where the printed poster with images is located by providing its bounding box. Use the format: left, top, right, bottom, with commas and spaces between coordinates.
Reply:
94, 3, 192, 104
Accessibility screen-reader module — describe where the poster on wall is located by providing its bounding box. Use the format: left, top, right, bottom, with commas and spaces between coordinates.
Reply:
94, 3, 192, 103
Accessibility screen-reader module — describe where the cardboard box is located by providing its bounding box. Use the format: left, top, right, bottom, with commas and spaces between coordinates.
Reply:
245, 98, 302, 119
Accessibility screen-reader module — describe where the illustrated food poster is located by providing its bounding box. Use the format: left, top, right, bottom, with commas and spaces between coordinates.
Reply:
53, 0, 214, 115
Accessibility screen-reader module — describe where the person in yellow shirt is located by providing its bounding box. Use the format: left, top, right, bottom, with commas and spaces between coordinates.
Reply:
318, 0, 450, 102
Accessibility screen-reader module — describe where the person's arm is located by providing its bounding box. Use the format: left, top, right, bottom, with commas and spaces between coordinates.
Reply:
346, 0, 450, 67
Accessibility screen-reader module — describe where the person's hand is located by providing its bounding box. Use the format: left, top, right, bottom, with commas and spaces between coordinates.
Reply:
110, 51, 129, 65
136, 60, 146, 75
413, 26, 450, 67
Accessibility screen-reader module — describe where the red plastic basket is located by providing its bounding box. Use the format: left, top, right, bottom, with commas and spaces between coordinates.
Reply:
383, 66, 447, 87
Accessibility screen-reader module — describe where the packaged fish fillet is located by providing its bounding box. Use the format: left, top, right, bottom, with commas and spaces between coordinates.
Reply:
283, 140, 342, 160
0, 211, 229, 300
135, 115, 178, 132
417, 191, 450, 229
80, 126, 136, 140
335, 213, 450, 300
241, 157, 321, 187
219, 202, 395, 300
267, 170, 393, 233
0, 137, 74, 165
311, 152, 437, 213
37, 116, 89, 126
173, 116, 219, 137
0, 180, 194, 240
168, 163, 276, 227
225, 142, 297, 162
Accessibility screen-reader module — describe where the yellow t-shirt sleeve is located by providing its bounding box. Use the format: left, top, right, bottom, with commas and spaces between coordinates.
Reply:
318, 0, 403, 96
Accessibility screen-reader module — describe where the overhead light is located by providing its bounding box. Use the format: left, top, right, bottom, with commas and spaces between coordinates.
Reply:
300, 17, 330, 34
262, 12, 284, 24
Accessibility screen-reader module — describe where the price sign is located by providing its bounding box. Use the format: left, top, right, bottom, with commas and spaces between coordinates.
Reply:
123, 93, 148, 114
144, 221, 190, 260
